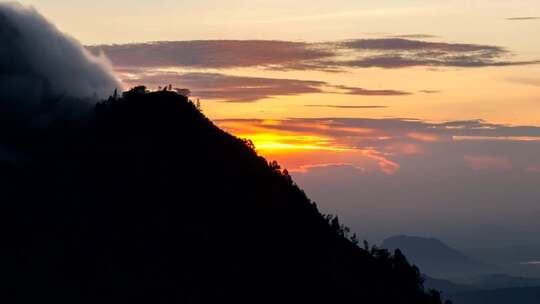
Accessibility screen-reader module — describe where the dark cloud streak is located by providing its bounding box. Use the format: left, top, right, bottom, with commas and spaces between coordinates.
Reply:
124, 71, 411, 102
333, 85, 411, 96
506, 17, 540, 21
341, 38, 504, 53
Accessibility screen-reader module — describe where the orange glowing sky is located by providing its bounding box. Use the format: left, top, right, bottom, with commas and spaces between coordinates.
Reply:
28, 0, 540, 245
28, 1, 540, 126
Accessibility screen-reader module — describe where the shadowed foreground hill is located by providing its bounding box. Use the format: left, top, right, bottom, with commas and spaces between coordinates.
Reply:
1, 88, 447, 304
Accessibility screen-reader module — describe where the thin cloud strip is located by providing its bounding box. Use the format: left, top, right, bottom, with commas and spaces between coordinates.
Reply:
122, 71, 411, 102
388, 34, 438, 39
305, 105, 388, 109
340, 39, 504, 53
506, 17, 540, 20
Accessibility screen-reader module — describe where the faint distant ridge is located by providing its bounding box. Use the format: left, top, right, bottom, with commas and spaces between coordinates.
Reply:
461, 273, 540, 290
382, 235, 498, 279
450, 286, 540, 304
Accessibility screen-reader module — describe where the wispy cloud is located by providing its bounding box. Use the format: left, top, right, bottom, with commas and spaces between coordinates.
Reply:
340, 39, 503, 53
332, 56, 540, 68
121, 71, 410, 102
332, 85, 411, 96
506, 17, 540, 21
305, 105, 388, 109
389, 34, 438, 39
328, 39, 539, 68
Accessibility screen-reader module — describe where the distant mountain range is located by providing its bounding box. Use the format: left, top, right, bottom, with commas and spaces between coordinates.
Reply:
465, 243, 540, 277
382, 235, 498, 279
383, 235, 540, 304
425, 275, 540, 304
459, 273, 540, 290
450, 286, 540, 304
425, 274, 540, 295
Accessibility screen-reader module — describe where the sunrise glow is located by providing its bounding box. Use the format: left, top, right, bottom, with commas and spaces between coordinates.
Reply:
238, 133, 350, 152
5, 2, 540, 298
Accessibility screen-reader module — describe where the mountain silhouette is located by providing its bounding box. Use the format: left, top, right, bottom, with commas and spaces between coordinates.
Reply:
1, 88, 447, 304
459, 273, 540, 290
382, 235, 498, 279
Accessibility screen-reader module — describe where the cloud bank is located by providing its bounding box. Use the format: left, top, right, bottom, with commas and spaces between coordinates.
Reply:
97, 38, 538, 101
92, 38, 539, 71
89, 40, 333, 70
0, 3, 120, 128
94, 37, 539, 102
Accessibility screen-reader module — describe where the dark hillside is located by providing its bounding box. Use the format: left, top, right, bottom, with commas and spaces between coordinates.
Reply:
1, 88, 447, 304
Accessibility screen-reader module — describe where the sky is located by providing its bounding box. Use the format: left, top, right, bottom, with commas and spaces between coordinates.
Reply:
22, 0, 540, 249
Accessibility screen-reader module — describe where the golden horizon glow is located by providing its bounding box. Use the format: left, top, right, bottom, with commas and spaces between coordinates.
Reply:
238, 133, 351, 153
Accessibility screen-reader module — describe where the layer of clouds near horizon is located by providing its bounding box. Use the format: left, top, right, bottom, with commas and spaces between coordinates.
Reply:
0, 3, 120, 128
122, 71, 410, 102
218, 117, 540, 246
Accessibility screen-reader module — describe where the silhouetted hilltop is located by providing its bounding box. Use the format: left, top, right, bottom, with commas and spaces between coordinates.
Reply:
1, 88, 447, 304
383, 235, 498, 279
